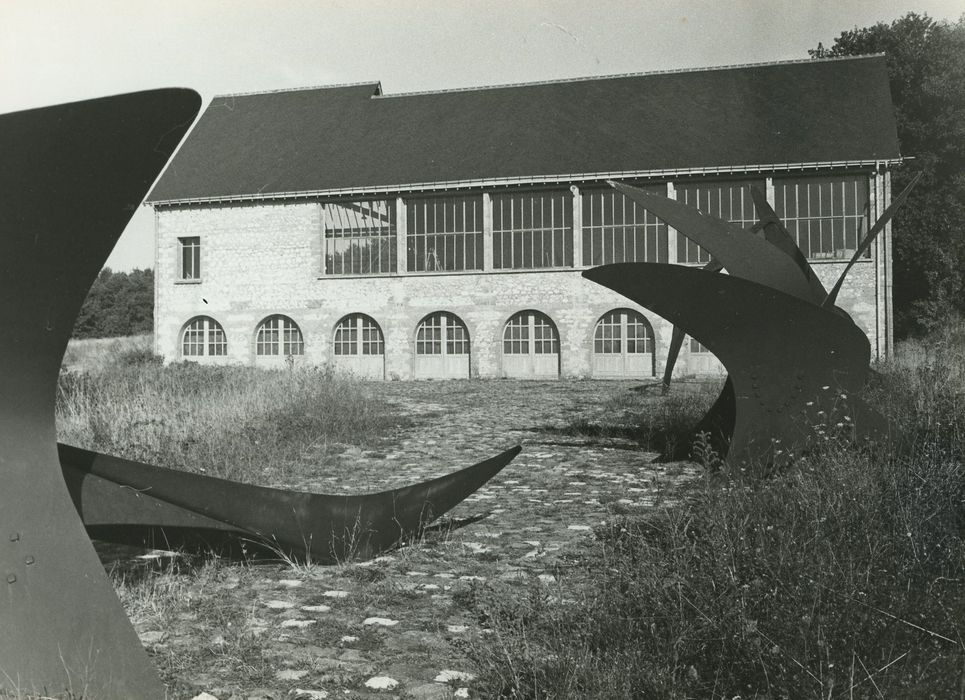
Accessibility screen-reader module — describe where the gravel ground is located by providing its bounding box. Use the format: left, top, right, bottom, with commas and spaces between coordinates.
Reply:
121, 379, 699, 700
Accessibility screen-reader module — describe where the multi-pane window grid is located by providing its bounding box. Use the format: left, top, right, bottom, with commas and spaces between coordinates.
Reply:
582, 189, 669, 265
324, 200, 397, 275
675, 182, 762, 264
594, 310, 653, 354
179, 237, 200, 280
774, 176, 869, 259
256, 316, 304, 356
689, 337, 710, 353
407, 196, 483, 272
416, 313, 468, 355
504, 312, 559, 354
493, 192, 573, 270
182, 317, 226, 357
334, 314, 383, 355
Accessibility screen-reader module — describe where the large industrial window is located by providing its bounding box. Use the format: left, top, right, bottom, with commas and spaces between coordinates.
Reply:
675, 180, 764, 264
255, 315, 304, 356
773, 175, 870, 259
493, 191, 573, 269
181, 316, 226, 357
179, 237, 201, 280
333, 314, 384, 356
582, 188, 669, 266
406, 195, 483, 272
323, 199, 397, 275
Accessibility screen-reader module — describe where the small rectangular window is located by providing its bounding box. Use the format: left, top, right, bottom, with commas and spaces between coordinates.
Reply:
179, 237, 200, 280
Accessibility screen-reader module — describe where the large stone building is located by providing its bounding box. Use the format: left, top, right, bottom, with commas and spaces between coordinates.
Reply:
146, 55, 901, 380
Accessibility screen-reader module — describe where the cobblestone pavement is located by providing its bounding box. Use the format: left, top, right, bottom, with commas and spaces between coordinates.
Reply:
133, 379, 700, 700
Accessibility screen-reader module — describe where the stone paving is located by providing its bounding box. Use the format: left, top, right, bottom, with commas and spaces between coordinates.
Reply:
128, 379, 699, 700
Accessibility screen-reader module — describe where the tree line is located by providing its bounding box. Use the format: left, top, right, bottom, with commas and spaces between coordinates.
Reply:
73, 268, 154, 339
812, 11, 965, 336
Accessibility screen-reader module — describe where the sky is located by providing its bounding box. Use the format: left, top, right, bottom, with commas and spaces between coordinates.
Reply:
3, 0, 963, 271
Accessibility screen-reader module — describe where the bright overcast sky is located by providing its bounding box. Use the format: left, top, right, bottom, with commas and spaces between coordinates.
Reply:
3, 0, 963, 271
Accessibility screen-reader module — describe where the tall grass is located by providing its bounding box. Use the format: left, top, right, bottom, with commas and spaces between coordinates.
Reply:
56, 350, 405, 484
466, 333, 965, 698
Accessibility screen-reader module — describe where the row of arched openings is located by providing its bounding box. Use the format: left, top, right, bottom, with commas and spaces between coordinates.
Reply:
180, 309, 657, 378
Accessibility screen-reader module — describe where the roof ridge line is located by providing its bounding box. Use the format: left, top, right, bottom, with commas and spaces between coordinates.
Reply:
214, 80, 383, 99
374, 54, 888, 99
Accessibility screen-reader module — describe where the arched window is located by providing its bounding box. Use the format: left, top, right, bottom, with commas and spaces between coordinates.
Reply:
501, 311, 560, 378
591, 309, 655, 378
332, 314, 384, 379
255, 315, 304, 356
413, 312, 470, 379
181, 316, 227, 357
333, 314, 384, 356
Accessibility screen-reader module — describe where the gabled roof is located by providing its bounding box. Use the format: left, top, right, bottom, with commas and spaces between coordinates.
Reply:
147, 55, 900, 204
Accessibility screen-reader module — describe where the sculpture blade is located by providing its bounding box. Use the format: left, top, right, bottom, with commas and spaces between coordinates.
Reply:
609, 181, 815, 301
748, 186, 829, 303
824, 172, 921, 307
60, 443, 521, 562
0, 91, 200, 699
584, 263, 884, 463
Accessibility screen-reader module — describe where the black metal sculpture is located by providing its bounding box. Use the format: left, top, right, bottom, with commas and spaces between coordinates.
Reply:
585, 178, 917, 465
0, 91, 518, 698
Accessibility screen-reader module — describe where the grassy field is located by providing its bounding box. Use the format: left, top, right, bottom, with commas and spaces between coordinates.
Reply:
464, 328, 965, 699
52, 331, 965, 699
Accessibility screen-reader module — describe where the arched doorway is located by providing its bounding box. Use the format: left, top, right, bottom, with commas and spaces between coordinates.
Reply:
501, 310, 560, 379
591, 309, 655, 378
413, 312, 470, 379
254, 315, 305, 365
181, 316, 227, 359
332, 313, 385, 379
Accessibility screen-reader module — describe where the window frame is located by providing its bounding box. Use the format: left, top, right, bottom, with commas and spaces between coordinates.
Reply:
773, 174, 870, 260
502, 311, 560, 355
178, 236, 201, 281
333, 313, 385, 356
323, 199, 398, 276
181, 316, 227, 357
492, 190, 573, 270
414, 312, 470, 356
406, 195, 484, 273
255, 315, 305, 357
582, 187, 669, 266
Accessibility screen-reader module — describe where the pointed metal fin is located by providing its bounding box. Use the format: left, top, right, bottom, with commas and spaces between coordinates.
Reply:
60, 443, 521, 563
824, 172, 921, 308
0, 90, 201, 699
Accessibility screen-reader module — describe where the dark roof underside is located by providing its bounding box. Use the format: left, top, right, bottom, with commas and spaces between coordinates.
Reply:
148, 56, 900, 203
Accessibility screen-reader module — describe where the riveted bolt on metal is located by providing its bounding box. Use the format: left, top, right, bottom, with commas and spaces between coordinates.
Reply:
7, 573, 16, 584
25, 555, 35, 565
9, 532, 20, 542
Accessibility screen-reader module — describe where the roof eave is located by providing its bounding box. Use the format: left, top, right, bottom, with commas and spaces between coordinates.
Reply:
146, 157, 906, 207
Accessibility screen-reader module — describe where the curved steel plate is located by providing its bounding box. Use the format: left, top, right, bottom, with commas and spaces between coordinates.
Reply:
609, 181, 814, 301
60, 443, 521, 562
584, 263, 885, 463
1, 91, 200, 698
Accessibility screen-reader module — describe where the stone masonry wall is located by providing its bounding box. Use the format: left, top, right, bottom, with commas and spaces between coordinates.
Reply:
155, 201, 884, 379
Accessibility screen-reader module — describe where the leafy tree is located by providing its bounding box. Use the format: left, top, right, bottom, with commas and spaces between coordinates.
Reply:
812, 12, 965, 336
73, 267, 155, 339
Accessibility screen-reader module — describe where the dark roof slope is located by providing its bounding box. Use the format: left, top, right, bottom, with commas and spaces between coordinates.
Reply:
148, 56, 900, 203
